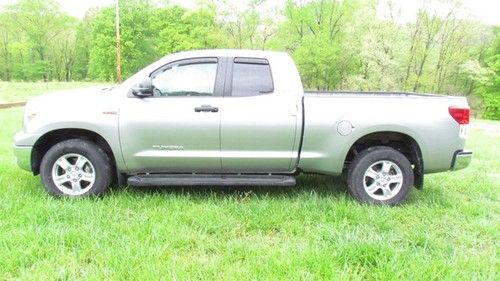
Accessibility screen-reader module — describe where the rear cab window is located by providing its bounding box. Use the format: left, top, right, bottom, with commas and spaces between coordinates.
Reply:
230, 57, 274, 97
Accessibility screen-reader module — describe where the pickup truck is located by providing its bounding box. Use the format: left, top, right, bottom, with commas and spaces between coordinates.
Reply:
14, 49, 472, 205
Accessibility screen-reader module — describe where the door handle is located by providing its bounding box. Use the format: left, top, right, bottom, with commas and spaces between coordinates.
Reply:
194, 105, 218, 112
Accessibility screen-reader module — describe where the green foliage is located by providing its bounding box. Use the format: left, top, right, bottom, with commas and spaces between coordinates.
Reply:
2, 0, 74, 81
477, 29, 500, 120
153, 6, 224, 54
72, 11, 96, 81
0, 0, 498, 119
293, 36, 342, 90
273, 0, 363, 90
87, 1, 224, 81
88, 0, 159, 81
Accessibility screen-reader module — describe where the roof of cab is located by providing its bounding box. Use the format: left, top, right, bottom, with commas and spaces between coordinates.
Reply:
153, 49, 289, 67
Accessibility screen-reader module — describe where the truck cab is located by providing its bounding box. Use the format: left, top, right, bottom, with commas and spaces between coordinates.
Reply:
119, 51, 303, 174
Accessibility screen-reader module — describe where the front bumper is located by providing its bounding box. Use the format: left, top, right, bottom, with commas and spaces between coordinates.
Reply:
451, 150, 472, 171
13, 131, 39, 172
14, 145, 33, 172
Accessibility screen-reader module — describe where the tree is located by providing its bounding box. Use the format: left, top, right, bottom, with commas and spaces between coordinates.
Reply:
5, 0, 72, 81
88, 0, 158, 81
477, 29, 500, 119
0, 0, 496, 120
272, 0, 362, 90
0, 12, 14, 81
72, 9, 98, 81
152, 5, 225, 54
216, 0, 275, 49
87, 0, 224, 81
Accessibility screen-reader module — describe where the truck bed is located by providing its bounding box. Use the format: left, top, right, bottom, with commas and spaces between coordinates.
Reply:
299, 90, 469, 175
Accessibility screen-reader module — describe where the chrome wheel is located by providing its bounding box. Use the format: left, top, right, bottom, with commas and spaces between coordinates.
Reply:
51, 153, 96, 196
363, 160, 403, 201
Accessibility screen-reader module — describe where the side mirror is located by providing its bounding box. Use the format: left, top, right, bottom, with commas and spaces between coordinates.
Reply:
131, 78, 154, 97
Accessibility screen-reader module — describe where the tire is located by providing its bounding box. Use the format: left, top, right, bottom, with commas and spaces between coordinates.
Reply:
40, 139, 112, 197
347, 146, 414, 205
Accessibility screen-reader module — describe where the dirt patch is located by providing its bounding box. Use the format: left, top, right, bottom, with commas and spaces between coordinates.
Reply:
0, 101, 26, 109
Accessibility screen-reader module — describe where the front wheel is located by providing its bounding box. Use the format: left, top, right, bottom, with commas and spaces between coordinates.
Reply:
40, 139, 112, 197
347, 146, 414, 205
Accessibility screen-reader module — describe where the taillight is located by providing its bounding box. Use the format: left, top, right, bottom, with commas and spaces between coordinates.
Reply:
448, 106, 470, 125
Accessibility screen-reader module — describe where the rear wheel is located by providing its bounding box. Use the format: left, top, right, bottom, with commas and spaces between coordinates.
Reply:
347, 146, 413, 205
40, 139, 112, 197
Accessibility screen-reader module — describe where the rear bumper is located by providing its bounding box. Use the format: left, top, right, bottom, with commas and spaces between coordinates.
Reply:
451, 150, 472, 171
14, 145, 33, 172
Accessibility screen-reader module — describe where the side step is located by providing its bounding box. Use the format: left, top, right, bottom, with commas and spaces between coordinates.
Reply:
127, 174, 296, 187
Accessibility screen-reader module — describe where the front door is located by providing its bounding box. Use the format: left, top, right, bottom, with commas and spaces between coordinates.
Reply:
119, 58, 224, 173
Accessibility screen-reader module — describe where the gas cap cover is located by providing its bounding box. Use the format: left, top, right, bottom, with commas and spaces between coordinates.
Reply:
337, 120, 354, 136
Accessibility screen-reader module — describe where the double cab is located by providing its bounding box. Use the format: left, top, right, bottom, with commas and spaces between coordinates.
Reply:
14, 50, 472, 204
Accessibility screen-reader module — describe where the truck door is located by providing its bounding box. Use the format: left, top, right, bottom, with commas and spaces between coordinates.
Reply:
219, 57, 300, 173
119, 57, 224, 173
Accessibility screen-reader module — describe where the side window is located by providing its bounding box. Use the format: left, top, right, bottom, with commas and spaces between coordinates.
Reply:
231, 58, 274, 97
151, 61, 218, 97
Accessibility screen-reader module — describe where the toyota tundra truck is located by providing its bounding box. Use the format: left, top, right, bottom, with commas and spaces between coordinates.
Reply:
13, 49, 472, 205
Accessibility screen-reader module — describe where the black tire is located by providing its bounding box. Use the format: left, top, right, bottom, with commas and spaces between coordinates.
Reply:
40, 139, 112, 197
347, 146, 414, 205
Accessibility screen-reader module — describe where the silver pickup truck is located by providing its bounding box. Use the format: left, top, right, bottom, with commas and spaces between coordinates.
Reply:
14, 50, 472, 204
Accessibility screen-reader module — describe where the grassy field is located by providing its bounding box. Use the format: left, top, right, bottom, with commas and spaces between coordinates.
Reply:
0, 108, 499, 279
0, 81, 109, 103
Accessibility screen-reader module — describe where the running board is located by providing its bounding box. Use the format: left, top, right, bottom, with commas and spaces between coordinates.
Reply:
127, 174, 296, 187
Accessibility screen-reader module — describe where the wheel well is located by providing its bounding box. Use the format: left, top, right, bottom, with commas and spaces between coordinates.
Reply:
344, 132, 424, 188
31, 129, 117, 180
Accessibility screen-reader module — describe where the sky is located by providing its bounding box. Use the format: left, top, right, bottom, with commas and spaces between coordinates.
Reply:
376, 0, 500, 25
0, 0, 498, 25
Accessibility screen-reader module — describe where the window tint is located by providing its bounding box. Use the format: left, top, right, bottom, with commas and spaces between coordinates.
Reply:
151, 62, 217, 97
231, 59, 274, 97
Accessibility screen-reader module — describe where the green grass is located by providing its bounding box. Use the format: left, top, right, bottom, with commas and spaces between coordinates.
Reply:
0, 107, 498, 280
0, 81, 110, 103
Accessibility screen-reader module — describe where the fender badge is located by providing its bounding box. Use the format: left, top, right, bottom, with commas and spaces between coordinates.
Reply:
153, 145, 184, 150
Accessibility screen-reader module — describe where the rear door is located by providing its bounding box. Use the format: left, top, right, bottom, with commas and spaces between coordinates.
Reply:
219, 57, 299, 173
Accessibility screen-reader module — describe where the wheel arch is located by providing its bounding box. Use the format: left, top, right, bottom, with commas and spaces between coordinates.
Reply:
31, 129, 117, 181
342, 131, 424, 189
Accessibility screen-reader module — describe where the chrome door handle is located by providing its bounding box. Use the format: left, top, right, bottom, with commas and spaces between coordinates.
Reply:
194, 105, 218, 112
